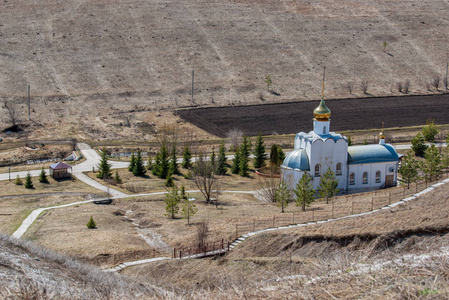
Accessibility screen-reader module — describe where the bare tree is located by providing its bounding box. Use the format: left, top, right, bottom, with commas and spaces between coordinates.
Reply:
361, 80, 369, 94
3, 99, 19, 127
191, 151, 220, 204
346, 82, 354, 95
403, 79, 411, 94
155, 124, 179, 150
431, 75, 440, 91
227, 128, 243, 152
396, 81, 403, 93
255, 172, 281, 203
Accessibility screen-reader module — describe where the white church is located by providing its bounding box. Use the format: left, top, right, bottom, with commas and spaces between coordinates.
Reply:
281, 98, 399, 193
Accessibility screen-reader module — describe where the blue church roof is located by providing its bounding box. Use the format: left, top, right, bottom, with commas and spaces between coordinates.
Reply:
348, 144, 399, 165
282, 149, 310, 171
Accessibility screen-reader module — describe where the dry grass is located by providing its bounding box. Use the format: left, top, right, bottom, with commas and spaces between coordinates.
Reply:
0, 144, 73, 167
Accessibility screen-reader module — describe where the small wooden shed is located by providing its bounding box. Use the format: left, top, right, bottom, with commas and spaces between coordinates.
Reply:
49, 162, 72, 179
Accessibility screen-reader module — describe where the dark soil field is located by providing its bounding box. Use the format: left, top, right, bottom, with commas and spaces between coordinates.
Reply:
177, 94, 449, 137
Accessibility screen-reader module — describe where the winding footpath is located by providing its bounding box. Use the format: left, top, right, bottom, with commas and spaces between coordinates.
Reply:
2, 142, 448, 272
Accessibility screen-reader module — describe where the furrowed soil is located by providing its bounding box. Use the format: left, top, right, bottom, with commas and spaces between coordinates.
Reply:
1, 0, 449, 141
177, 94, 449, 137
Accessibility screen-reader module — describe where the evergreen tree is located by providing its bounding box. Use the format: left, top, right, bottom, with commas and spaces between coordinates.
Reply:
132, 150, 147, 176
14, 175, 23, 185
347, 135, 353, 146
147, 155, 153, 171
210, 149, 216, 169
277, 146, 285, 164
216, 144, 228, 175
275, 180, 290, 213
411, 133, 428, 157
165, 171, 174, 187
231, 150, 241, 174
164, 186, 180, 219
86, 215, 97, 229
114, 170, 122, 184
24, 172, 33, 189
399, 152, 419, 189
180, 197, 198, 225
97, 148, 112, 179
153, 143, 170, 179
442, 134, 449, 170
253, 133, 267, 169
128, 152, 136, 172
38, 167, 49, 183
270, 144, 279, 169
421, 119, 439, 143
318, 167, 339, 204
294, 173, 315, 211
420, 144, 441, 182
181, 145, 192, 169
239, 136, 251, 177
180, 185, 188, 200
169, 145, 179, 175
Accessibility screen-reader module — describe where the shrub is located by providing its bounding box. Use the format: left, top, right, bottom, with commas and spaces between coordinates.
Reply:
14, 175, 23, 185
87, 216, 97, 229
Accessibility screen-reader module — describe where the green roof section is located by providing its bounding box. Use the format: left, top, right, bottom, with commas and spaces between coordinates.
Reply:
348, 144, 399, 165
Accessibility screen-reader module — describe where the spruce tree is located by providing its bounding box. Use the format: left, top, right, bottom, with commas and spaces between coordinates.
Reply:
253, 133, 267, 169
210, 149, 216, 169
318, 167, 339, 204
420, 144, 441, 182
24, 172, 34, 189
86, 215, 97, 229
128, 152, 136, 172
277, 146, 285, 165
164, 186, 180, 219
154, 143, 170, 179
181, 145, 192, 169
216, 144, 228, 175
275, 180, 290, 213
38, 167, 49, 183
147, 155, 153, 171
231, 150, 241, 174
180, 197, 198, 225
239, 136, 251, 177
114, 170, 122, 184
165, 171, 174, 187
180, 185, 188, 200
97, 148, 112, 179
294, 173, 315, 211
399, 152, 418, 189
169, 145, 179, 175
132, 150, 146, 176
411, 133, 428, 157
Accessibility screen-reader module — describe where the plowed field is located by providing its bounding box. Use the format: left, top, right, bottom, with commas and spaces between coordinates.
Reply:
177, 94, 449, 137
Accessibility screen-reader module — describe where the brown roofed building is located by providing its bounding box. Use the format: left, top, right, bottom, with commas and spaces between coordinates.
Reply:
49, 162, 72, 179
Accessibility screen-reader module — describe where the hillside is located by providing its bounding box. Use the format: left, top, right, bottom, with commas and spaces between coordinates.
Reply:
1, 0, 449, 140
0, 233, 167, 299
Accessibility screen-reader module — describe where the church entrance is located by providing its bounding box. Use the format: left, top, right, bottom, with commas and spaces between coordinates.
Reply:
385, 175, 394, 187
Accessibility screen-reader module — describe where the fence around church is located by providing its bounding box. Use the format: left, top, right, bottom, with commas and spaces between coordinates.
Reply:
233, 178, 443, 238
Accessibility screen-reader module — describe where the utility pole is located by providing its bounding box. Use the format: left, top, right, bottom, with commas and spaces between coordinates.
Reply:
191, 70, 194, 103
27, 85, 30, 120
445, 62, 448, 93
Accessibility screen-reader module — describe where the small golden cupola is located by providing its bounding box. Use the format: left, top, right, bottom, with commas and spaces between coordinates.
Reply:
379, 122, 386, 144
313, 98, 331, 121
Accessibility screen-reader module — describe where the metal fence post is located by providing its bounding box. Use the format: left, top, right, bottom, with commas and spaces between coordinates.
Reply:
273, 215, 275, 227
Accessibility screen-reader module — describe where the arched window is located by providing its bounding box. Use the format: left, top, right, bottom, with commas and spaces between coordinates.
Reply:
349, 173, 355, 185
375, 171, 381, 183
315, 164, 321, 177
323, 126, 326, 134
336, 163, 342, 176
362, 172, 368, 184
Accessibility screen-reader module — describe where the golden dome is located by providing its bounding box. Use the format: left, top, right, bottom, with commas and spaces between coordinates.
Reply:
313, 98, 331, 121
379, 122, 386, 139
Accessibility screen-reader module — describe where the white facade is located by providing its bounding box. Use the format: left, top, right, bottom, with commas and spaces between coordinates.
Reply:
281, 101, 399, 193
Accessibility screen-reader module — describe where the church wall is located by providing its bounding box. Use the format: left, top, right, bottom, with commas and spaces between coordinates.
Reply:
348, 162, 394, 191
281, 167, 305, 190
